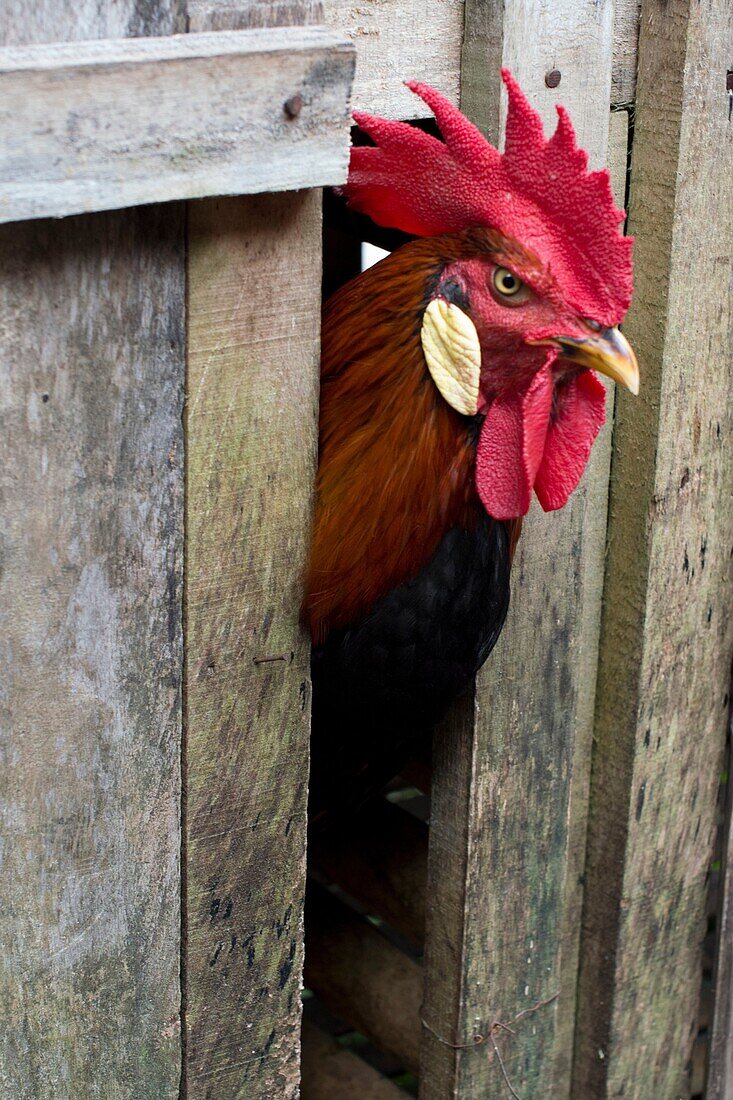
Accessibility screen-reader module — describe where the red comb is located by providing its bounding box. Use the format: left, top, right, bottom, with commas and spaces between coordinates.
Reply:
345, 70, 633, 326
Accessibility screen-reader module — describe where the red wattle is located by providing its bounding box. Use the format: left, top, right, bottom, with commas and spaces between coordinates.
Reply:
534, 370, 607, 511
475, 363, 554, 520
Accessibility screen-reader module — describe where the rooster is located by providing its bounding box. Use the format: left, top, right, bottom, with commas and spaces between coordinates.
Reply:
304, 71, 638, 824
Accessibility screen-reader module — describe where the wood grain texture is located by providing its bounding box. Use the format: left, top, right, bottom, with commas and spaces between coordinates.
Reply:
185, 191, 322, 1098
612, 0, 641, 106
0, 29, 354, 224
710, 698, 733, 1098
0, 3, 185, 1097
189, 0, 326, 30
300, 1019, 408, 1099
188, 0, 464, 118
708, 699, 730, 1100
0, 0, 186, 44
305, 886, 423, 1074
420, 6, 623, 1098
0, 207, 185, 1100
574, 1, 733, 1095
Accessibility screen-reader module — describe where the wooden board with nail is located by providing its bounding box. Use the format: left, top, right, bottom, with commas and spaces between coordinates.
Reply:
0, 28, 355, 224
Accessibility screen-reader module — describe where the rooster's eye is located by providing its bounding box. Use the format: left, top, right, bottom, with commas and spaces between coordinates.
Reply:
493, 267, 524, 297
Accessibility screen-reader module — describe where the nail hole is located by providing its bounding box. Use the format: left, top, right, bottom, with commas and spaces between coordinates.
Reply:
284, 94, 303, 119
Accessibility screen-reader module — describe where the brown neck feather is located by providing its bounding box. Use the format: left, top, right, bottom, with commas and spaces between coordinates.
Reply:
304, 237, 482, 643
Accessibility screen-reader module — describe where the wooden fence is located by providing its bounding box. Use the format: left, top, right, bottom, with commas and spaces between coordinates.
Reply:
0, 0, 731, 1097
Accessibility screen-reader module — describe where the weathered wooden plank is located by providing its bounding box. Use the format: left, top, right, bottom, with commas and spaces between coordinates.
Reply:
301, 1020, 408, 1099
185, 191, 321, 1098
0, 209, 184, 1100
0, 3, 185, 1097
612, 0, 641, 106
188, 0, 464, 118
189, 0, 325, 29
305, 886, 423, 1074
0, 0, 185, 45
608, 109, 630, 210
324, 0, 463, 118
462, 0, 641, 112
573, 1, 733, 1095
710, 698, 733, 1098
0, 28, 355, 225
420, 5, 623, 1098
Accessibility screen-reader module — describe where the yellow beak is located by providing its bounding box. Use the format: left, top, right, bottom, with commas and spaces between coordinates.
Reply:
532, 326, 640, 395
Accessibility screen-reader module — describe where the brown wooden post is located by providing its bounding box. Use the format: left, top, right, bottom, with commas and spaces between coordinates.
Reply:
574, 1, 733, 1095
0, 4, 185, 1097
420, 4, 633, 1096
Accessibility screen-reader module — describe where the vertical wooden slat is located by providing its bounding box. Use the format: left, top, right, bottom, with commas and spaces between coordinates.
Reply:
420, 5, 624, 1097
574, 1, 733, 1095
710, 700, 733, 1097
0, 5, 185, 1098
612, 0, 642, 107
185, 191, 321, 1097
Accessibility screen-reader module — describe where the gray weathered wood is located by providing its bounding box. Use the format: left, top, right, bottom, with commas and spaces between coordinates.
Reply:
188, 0, 326, 33
184, 191, 322, 1098
0, 28, 355, 225
710, 697, 733, 1098
0, 0, 185, 45
612, 0, 641, 106
574, 1, 733, 1095
0, 3, 185, 1097
188, 0, 463, 118
0, 206, 184, 1100
420, 5, 625, 1097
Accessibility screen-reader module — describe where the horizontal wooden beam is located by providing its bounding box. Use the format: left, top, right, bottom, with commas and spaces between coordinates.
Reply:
0, 28, 355, 224
305, 885, 422, 1075
300, 1019, 408, 1099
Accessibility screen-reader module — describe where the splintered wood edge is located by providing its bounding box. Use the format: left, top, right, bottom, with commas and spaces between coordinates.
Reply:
0, 27, 355, 224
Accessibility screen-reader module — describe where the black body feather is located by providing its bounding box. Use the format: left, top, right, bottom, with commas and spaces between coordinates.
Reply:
309, 506, 512, 825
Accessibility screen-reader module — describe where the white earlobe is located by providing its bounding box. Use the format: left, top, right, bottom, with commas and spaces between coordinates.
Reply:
420, 298, 481, 417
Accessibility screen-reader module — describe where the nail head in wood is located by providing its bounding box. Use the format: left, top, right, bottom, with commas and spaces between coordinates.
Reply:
253, 652, 293, 665
545, 69, 562, 89
284, 93, 303, 119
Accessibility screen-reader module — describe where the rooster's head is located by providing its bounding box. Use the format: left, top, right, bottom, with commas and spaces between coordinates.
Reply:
342, 71, 638, 520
